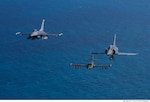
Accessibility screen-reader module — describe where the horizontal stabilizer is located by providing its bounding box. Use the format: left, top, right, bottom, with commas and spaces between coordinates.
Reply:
118, 52, 138, 55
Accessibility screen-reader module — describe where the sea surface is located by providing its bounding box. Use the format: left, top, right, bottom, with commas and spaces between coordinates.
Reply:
0, 0, 150, 99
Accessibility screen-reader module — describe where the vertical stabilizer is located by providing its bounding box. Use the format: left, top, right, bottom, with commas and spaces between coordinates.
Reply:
113, 34, 116, 46
39, 19, 45, 31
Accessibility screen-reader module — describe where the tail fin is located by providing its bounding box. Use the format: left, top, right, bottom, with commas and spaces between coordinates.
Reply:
113, 34, 116, 46
39, 19, 45, 31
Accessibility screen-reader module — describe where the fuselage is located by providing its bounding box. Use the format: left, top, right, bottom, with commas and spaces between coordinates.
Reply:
105, 45, 119, 56
86, 61, 95, 69
27, 29, 48, 40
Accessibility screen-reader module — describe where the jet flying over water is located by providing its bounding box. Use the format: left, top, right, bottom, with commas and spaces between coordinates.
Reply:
16, 19, 63, 40
70, 54, 112, 69
92, 34, 138, 60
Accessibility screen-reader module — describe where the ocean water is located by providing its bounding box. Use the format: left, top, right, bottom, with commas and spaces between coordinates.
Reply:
0, 0, 150, 99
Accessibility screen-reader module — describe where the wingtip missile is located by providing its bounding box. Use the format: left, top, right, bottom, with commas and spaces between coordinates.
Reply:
70, 63, 73, 66
58, 33, 63, 36
16, 32, 22, 35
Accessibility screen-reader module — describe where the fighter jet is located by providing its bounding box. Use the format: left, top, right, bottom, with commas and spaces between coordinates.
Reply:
16, 19, 63, 40
92, 34, 138, 60
70, 54, 112, 69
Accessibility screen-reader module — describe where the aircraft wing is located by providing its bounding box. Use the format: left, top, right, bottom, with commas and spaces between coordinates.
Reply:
92, 52, 105, 54
16, 32, 30, 36
70, 63, 86, 68
118, 52, 138, 55
46, 33, 63, 37
95, 64, 112, 69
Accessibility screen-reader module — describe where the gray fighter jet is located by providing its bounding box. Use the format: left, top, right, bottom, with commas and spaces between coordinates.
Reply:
16, 19, 63, 40
70, 54, 112, 69
92, 34, 138, 60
